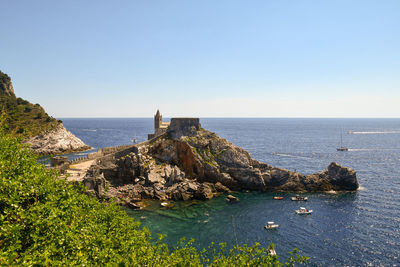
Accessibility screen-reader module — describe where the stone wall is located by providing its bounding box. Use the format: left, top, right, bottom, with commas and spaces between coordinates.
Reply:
102, 144, 135, 155
167, 118, 201, 139
51, 156, 69, 166
87, 149, 102, 159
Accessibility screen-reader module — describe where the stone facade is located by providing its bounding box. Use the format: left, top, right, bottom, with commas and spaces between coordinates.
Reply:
167, 118, 201, 139
148, 110, 170, 139
147, 110, 201, 140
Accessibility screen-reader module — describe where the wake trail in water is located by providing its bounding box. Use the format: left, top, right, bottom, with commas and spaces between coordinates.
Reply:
271, 152, 311, 159
349, 148, 400, 151
349, 130, 400, 134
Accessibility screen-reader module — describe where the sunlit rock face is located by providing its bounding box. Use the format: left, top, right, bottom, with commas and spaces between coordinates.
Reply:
84, 119, 358, 204
25, 124, 91, 155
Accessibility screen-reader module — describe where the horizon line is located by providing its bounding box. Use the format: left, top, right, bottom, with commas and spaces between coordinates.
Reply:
57, 116, 400, 119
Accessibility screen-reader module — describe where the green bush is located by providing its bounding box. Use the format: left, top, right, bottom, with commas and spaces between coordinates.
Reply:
0, 128, 308, 266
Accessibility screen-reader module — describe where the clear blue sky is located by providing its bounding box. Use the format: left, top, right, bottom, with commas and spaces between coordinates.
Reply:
1, 0, 399, 118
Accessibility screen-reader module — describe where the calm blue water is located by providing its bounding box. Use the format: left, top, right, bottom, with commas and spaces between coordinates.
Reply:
62, 118, 400, 266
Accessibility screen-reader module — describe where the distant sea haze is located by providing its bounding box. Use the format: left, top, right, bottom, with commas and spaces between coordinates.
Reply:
62, 118, 400, 266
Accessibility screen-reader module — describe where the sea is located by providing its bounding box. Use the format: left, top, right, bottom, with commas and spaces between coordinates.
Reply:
61, 118, 400, 266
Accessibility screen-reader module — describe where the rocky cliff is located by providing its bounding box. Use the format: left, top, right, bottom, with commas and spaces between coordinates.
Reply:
24, 124, 91, 155
0, 71, 15, 97
0, 70, 90, 155
84, 119, 358, 205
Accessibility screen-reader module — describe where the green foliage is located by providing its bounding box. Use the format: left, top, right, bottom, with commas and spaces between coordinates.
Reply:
0, 71, 11, 89
0, 70, 59, 138
0, 128, 309, 266
0, 91, 59, 138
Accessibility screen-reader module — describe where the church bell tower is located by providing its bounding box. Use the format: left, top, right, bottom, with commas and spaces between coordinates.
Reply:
154, 109, 162, 130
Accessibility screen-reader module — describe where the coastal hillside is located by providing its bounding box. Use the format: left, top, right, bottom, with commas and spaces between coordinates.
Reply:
0, 70, 90, 154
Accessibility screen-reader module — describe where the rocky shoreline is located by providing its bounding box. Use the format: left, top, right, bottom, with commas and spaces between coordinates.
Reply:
82, 118, 358, 208
25, 124, 91, 155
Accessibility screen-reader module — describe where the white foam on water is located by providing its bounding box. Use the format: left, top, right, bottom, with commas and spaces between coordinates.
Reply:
350, 131, 400, 134
272, 152, 310, 159
349, 148, 400, 151
358, 185, 366, 191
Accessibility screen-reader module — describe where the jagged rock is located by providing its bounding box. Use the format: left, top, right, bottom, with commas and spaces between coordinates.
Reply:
25, 124, 91, 155
215, 182, 231, 193
194, 184, 214, 200
140, 187, 155, 199
185, 181, 199, 192
153, 183, 168, 200
146, 169, 165, 185
83, 174, 106, 198
171, 190, 192, 201
125, 201, 142, 210
163, 164, 173, 177
226, 194, 239, 203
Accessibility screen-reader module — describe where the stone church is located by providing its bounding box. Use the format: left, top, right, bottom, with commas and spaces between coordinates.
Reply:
148, 110, 170, 140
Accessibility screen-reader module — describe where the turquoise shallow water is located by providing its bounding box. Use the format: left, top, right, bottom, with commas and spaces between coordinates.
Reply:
62, 118, 400, 266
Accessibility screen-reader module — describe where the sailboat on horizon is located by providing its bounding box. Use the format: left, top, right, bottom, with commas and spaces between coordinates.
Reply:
337, 131, 348, 151
132, 132, 137, 143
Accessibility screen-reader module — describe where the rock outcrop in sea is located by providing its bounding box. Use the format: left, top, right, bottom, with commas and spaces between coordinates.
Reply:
83, 118, 358, 205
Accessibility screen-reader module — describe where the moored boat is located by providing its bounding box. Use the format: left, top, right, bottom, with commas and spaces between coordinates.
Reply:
273, 196, 284, 200
296, 207, 313, 215
264, 221, 279, 229
291, 195, 308, 201
160, 202, 174, 208
268, 247, 277, 256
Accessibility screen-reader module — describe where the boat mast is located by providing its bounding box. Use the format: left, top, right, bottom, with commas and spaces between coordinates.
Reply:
340, 131, 343, 148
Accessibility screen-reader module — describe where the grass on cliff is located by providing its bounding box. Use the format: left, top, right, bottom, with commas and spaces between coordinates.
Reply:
0, 95, 60, 138
0, 127, 309, 266
0, 71, 60, 138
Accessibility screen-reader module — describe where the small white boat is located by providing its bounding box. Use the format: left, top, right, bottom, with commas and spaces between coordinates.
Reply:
264, 221, 279, 229
160, 202, 174, 208
291, 195, 308, 201
296, 207, 313, 215
268, 247, 277, 256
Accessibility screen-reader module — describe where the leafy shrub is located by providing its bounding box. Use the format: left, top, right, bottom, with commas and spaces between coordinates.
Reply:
0, 94, 59, 138
0, 128, 308, 266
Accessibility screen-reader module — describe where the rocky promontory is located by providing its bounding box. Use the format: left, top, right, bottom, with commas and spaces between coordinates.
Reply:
0, 70, 90, 155
24, 124, 90, 155
83, 118, 358, 205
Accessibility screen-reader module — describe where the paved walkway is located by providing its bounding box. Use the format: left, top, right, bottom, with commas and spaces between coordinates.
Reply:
64, 159, 96, 182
